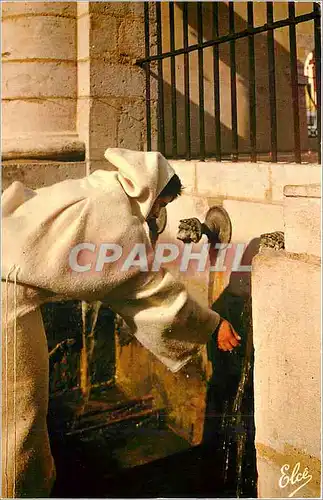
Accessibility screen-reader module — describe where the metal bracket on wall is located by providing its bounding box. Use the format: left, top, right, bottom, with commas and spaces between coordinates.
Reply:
176, 206, 232, 246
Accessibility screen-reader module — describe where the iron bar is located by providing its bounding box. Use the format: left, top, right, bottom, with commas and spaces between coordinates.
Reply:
229, 1, 238, 160
140, 3, 320, 164
169, 2, 177, 158
248, 2, 257, 161
156, 2, 165, 154
197, 2, 205, 160
213, 2, 221, 160
144, 3, 151, 151
136, 11, 319, 66
314, 1, 321, 162
266, 2, 278, 162
183, 2, 191, 159
288, 1, 301, 163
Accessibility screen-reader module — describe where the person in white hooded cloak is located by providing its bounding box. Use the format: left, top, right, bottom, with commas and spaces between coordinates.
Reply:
1, 148, 240, 498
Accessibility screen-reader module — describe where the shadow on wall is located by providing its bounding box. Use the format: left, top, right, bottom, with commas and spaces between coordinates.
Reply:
154, 71, 248, 158
155, 2, 309, 157
201, 238, 261, 497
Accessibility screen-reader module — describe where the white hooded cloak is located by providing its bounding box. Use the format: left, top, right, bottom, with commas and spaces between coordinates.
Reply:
1, 148, 220, 497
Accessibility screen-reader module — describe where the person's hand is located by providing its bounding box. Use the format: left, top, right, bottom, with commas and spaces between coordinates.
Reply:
216, 318, 241, 351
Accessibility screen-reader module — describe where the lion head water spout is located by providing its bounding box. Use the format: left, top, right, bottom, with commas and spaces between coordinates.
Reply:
177, 206, 232, 246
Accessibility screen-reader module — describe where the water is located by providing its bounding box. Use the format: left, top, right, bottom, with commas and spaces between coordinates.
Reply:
205, 293, 257, 498
77, 301, 102, 420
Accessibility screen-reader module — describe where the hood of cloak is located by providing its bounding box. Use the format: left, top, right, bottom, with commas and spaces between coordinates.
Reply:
104, 148, 175, 220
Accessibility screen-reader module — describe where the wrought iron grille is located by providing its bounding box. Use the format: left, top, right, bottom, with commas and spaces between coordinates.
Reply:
136, 1, 321, 163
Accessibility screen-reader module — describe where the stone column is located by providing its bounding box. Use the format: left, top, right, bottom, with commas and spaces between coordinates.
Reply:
252, 184, 321, 498
2, 2, 84, 160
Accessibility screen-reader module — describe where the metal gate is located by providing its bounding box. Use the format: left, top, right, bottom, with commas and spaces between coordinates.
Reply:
136, 1, 321, 163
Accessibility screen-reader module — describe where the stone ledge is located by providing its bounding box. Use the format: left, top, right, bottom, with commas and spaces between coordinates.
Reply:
195, 160, 321, 203
2, 134, 85, 161
223, 199, 284, 244
2, 61, 77, 100
2, 16, 76, 61
252, 247, 321, 267
2, 161, 86, 191
252, 251, 321, 478
271, 163, 321, 202
2, 2, 76, 17
284, 183, 321, 198
284, 191, 321, 258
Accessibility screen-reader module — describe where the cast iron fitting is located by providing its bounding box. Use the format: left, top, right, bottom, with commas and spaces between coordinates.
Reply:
176, 206, 232, 246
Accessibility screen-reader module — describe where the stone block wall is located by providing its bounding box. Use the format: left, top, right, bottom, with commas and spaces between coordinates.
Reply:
251, 183, 321, 498
76, 2, 152, 173
2, 161, 86, 191
284, 183, 321, 257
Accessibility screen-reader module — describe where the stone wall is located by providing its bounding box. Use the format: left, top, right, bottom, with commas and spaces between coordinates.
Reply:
160, 2, 312, 157
77, 1, 152, 173
2, 2, 84, 160
252, 183, 321, 498
1, 2, 321, 492
2, 161, 86, 191
169, 159, 320, 254
115, 159, 321, 448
